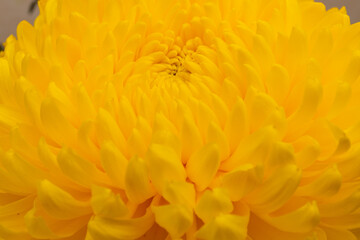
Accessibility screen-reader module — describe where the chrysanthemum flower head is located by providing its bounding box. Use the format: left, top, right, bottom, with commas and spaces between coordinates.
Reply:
1, 0, 360, 239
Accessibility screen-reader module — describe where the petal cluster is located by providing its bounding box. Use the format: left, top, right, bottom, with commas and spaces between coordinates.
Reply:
1, 0, 360, 239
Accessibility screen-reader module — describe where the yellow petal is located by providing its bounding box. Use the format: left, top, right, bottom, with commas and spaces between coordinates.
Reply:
91, 186, 128, 219
76, 121, 100, 166
127, 128, 148, 157
221, 126, 277, 171
146, 144, 186, 193
100, 141, 128, 189
343, 52, 360, 84
285, 27, 307, 72
296, 165, 342, 199
25, 208, 57, 239
37, 180, 91, 220
186, 143, 220, 191
153, 204, 193, 239
232, 37, 259, 71
180, 114, 203, 163
252, 34, 274, 75
322, 213, 360, 230
38, 138, 58, 171
327, 122, 351, 155
286, 77, 323, 140
248, 213, 323, 240
245, 87, 278, 132
88, 206, 154, 240
56, 35, 82, 69
162, 182, 196, 208
24, 204, 90, 239
337, 150, 360, 182
0, 106, 22, 133
305, 119, 346, 159
9, 127, 37, 166
265, 64, 290, 104
57, 148, 109, 188
196, 101, 218, 138
328, 81, 351, 119
24, 89, 42, 130
117, 97, 137, 139
224, 97, 248, 152
196, 214, 249, 240
72, 60, 87, 85
134, 116, 152, 145
0, 150, 44, 194
68, 12, 90, 43
322, 227, 357, 240
260, 201, 320, 233
195, 53, 222, 81
136, 90, 154, 122
221, 164, 262, 201
292, 135, 320, 169
47, 82, 75, 124
96, 108, 127, 154
246, 164, 301, 213
256, 20, 275, 48
40, 97, 77, 146
73, 83, 96, 122
16, 21, 37, 57
49, 65, 71, 95
195, 188, 233, 223
319, 189, 360, 217
311, 27, 333, 62
0, 195, 34, 218
152, 114, 180, 155
124, 156, 155, 204
266, 142, 295, 174
206, 122, 230, 161
210, 93, 229, 128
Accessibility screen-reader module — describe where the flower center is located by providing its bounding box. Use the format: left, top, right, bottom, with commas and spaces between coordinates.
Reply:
167, 51, 194, 80
145, 36, 203, 86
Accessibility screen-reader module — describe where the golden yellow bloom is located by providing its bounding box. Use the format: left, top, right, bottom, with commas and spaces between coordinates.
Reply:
1, 0, 360, 239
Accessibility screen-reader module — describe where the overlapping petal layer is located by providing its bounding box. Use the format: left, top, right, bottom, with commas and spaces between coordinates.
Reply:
1, 0, 360, 239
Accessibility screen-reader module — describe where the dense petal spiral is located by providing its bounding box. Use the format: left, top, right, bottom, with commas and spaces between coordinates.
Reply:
1, 0, 360, 239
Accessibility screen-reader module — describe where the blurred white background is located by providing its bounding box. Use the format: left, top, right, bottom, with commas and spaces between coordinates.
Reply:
318, 0, 360, 23
0, 0, 359, 43
0, 0, 38, 43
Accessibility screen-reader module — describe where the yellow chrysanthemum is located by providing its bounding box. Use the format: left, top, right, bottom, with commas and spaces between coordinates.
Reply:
1, 0, 360, 239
